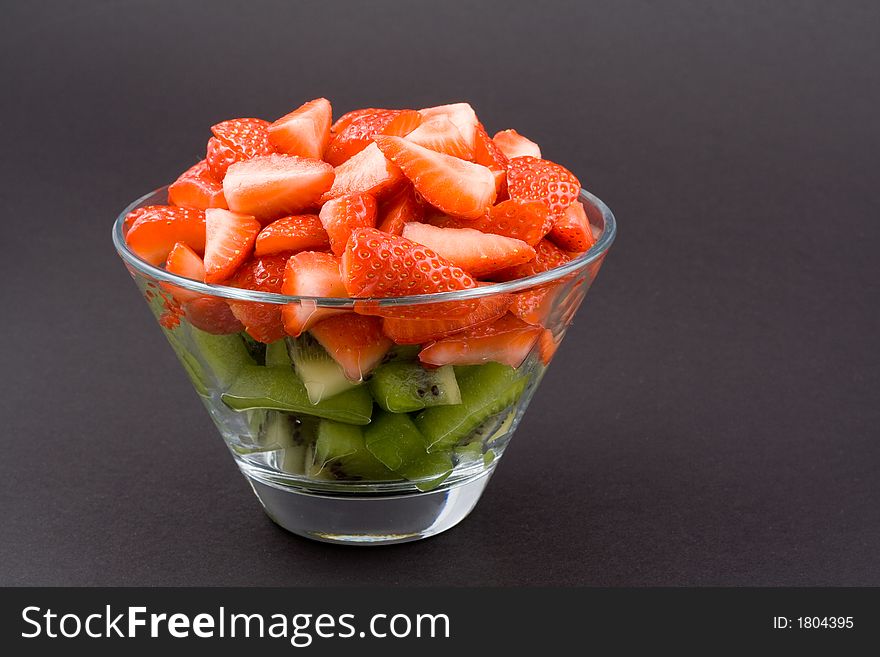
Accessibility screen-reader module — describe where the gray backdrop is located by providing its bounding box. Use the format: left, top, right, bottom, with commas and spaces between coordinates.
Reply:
2, 0, 878, 585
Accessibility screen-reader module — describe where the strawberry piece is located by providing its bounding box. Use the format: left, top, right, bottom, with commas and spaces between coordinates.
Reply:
538, 328, 559, 365
548, 199, 595, 252
331, 108, 382, 134
473, 122, 509, 195
342, 227, 476, 297
377, 184, 424, 236
427, 199, 552, 246
308, 314, 393, 381
319, 193, 378, 256
322, 142, 403, 201
164, 242, 243, 334
124, 205, 206, 265
401, 222, 536, 278
223, 154, 335, 220
382, 293, 512, 344
324, 109, 421, 166
375, 136, 496, 219
490, 238, 571, 281
492, 129, 542, 159
203, 208, 261, 283
506, 156, 581, 215
206, 118, 273, 179
168, 160, 228, 210
405, 116, 473, 159
254, 214, 330, 256
281, 251, 348, 336
509, 286, 557, 325
268, 97, 332, 159
227, 255, 288, 343
418, 102, 478, 151
419, 314, 542, 368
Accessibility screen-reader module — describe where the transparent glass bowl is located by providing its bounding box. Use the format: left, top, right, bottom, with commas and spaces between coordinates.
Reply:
112, 187, 616, 544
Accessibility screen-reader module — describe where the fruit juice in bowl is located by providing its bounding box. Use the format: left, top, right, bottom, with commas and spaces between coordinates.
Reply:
113, 99, 616, 544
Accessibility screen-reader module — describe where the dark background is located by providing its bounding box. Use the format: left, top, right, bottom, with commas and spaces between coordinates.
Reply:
1, 0, 877, 586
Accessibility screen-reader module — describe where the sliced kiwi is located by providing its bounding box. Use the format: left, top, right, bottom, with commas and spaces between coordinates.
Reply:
221, 365, 373, 425
239, 331, 267, 365
161, 326, 210, 396
189, 329, 255, 389
310, 420, 395, 481
369, 361, 461, 413
415, 363, 528, 451
264, 340, 291, 368
381, 344, 422, 363
364, 410, 453, 491
287, 334, 358, 404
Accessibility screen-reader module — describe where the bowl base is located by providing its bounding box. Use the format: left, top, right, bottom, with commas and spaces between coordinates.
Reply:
243, 469, 494, 545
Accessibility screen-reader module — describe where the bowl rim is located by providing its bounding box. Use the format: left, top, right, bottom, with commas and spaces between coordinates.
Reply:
112, 186, 617, 306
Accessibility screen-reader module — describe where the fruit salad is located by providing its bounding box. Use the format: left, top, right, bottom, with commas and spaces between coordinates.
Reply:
119, 98, 605, 492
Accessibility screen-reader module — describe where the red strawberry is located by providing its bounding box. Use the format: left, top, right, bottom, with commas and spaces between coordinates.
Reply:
490, 238, 571, 281
419, 313, 542, 368
254, 214, 330, 256
168, 160, 228, 210
509, 286, 558, 325
324, 109, 421, 166
206, 118, 273, 179
492, 129, 541, 159
281, 251, 348, 336
227, 254, 288, 343
538, 328, 559, 365
164, 242, 243, 334
223, 154, 335, 220
473, 122, 509, 195
124, 205, 206, 265
342, 227, 476, 297
506, 156, 581, 215
427, 199, 552, 246
308, 314, 392, 381
382, 293, 512, 344
375, 136, 496, 219
401, 222, 536, 278
377, 184, 424, 235
322, 142, 403, 201
268, 97, 332, 159
548, 199, 595, 252
404, 116, 473, 159
418, 102, 478, 151
319, 193, 378, 256
203, 208, 260, 283
331, 108, 382, 134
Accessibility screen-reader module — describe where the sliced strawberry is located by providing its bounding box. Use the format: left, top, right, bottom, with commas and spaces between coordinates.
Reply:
206, 118, 273, 179
342, 227, 476, 297
404, 116, 473, 159
223, 154, 335, 220
382, 293, 512, 344
473, 122, 509, 195
227, 254, 288, 343
308, 313, 392, 381
509, 286, 557, 325
419, 314, 542, 368
377, 184, 424, 235
268, 97, 332, 159
401, 222, 536, 278
124, 205, 206, 265
418, 102, 478, 151
375, 136, 495, 219
322, 142, 403, 201
331, 108, 382, 134
168, 160, 228, 210
164, 242, 243, 334
506, 156, 581, 215
490, 238, 571, 281
538, 328, 559, 365
427, 199, 552, 246
548, 199, 595, 252
254, 214, 330, 256
324, 109, 421, 166
203, 208, 260, 283
281, 251, 347, 336
492, 129, 541, 159
319, 193, 378, 256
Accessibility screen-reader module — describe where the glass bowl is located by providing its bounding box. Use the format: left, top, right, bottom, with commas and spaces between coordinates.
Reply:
112, 186, 616, 544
